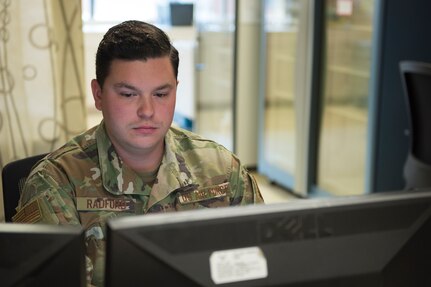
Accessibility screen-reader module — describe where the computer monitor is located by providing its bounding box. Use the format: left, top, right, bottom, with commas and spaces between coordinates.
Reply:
105, 190, 431, 286
0, 223, 86, 287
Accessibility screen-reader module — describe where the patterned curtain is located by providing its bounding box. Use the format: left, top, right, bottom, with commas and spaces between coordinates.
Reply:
0, 0, 86, 221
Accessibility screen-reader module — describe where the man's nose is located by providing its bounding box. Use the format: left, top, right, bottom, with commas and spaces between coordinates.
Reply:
137, 96, 154, 118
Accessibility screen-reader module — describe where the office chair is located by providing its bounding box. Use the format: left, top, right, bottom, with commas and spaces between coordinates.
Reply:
1, 153, 47, 222
399, 61, 431, 189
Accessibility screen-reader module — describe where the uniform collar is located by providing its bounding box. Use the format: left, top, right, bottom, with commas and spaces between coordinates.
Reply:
95, 122, 195, 200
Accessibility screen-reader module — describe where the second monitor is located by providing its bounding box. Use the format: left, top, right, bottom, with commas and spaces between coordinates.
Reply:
105, 189, 431, 286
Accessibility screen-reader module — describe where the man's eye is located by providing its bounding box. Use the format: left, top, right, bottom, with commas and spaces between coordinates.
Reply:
120, 93, 135, 98
155, 92, 168, 98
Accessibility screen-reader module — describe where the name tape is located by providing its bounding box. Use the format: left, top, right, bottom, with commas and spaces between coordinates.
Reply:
77, 197, 135, 212
178, 182, 229, 204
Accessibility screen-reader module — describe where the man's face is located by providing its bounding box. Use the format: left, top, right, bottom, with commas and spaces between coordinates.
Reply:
92, 57, 177, 157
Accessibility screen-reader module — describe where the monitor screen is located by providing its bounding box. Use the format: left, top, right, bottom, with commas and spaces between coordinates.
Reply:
0, 223, 86, 287
105, 190, 431, 286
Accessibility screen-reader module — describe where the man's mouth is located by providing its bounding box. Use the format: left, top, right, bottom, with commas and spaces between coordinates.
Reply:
133, 125, 158, 134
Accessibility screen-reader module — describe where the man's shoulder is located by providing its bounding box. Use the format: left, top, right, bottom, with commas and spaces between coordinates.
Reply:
167, 126, 236, 170
169, 125, 202, 140
38, 125, 99, 168
168, 126, 228, 151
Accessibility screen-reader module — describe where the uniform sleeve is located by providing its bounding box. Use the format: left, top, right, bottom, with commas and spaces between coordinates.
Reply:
229, 154, 264, 205
245, 171, 265, 203
14, 160, 80, 224
13, 161, 98, 287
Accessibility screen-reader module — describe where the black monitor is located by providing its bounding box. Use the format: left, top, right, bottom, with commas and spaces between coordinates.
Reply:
105, 190, 431, 286
0, 223, 86, 287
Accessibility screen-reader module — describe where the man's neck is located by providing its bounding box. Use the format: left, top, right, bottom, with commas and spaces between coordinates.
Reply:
115, 144, 164, 174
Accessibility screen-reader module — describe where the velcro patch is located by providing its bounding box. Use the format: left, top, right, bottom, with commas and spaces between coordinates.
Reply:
178, 182, 229, 204
13, 200, 42, 223
77, 197, 135, 212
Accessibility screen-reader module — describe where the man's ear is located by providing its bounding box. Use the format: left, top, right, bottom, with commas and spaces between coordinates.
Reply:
91, 79, 102, 111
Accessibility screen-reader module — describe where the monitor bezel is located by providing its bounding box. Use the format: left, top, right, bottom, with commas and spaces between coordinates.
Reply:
106, 190, 431, 286
0, 223, 86, 287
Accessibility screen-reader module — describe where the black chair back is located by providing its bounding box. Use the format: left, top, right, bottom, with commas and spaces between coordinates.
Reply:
2, 153, 47, 222
400, 61, 431, 189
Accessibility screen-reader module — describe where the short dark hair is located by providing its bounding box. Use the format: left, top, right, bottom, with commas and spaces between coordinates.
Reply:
95, 20, 179, 87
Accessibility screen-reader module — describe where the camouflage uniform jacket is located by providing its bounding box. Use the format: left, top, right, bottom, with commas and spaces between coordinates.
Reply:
14, 122, 264, 286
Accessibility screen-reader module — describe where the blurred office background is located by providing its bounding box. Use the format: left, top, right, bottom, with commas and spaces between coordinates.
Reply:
1, 0, 431, 221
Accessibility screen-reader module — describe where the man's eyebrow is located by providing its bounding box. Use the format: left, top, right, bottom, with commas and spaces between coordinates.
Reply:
113, 82, 141, 93
154, 83, 174, 91
113, 82, 174, 92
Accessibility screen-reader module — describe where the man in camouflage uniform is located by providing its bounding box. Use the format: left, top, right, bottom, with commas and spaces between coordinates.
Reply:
13, 20, 264, 286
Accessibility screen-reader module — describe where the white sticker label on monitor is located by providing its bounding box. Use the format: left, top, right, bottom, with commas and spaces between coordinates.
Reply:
209, 246, 268, 284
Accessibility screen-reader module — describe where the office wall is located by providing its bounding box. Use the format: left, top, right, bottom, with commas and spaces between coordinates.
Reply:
235, 0, 262, 167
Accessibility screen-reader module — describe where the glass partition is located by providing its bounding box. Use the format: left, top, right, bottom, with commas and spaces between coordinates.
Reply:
263, 0, 300, 175
258, 0, 305, 193
194, 0, 236, 151
317, 0, 375, 196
